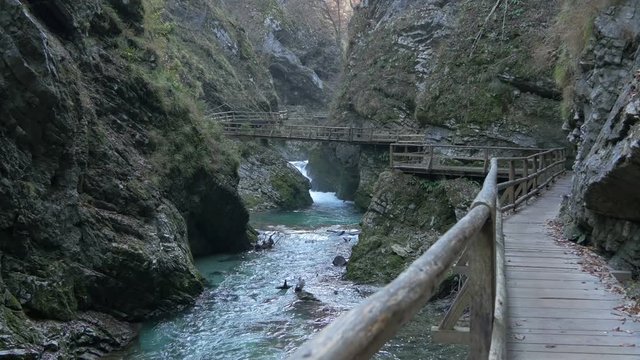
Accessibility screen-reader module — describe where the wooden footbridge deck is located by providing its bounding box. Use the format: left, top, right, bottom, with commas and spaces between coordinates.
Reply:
505, 177, 640, 359
215, 111, 638, 359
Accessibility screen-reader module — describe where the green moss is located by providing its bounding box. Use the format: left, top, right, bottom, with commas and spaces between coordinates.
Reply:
269, 173, 312, 210
347, 173, 481, 284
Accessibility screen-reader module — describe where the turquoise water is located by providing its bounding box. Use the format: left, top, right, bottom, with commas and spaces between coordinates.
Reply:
119, 188, 365, 359
117, 161, 465, 359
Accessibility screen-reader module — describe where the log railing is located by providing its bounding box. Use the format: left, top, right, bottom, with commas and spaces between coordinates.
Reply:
289, 148, 567, 360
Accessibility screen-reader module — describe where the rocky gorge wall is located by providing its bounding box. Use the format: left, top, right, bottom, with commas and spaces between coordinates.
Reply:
237, 143, 312, 211
309, 0, 569, 208
347, 172, 479, 284
562, 1, 640, 277
221, 0, 343, 110
0, 0, 281, 356
332, 0, 566, 145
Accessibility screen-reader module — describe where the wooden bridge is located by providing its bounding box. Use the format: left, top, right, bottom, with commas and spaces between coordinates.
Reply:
286, 148, 639, 360
216, 111, 423, 144
216, 112, 639, 359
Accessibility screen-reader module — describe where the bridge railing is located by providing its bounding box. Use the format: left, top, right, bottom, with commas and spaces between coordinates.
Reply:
289, 148, 567, 360
208, 110, 288, 123
220, 120, 418, 144
389, 144, 557, 177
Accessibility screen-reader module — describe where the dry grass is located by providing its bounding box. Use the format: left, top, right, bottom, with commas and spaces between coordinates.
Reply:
532, 0, 621, 119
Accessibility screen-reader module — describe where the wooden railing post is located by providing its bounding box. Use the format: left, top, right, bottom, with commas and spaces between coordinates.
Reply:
522, 158, 529, 199
389, 144, 394, 168
531, 156, 537, 189
469, 196, 496, 359
483, 149, 489, 173
507, 160, 515, 207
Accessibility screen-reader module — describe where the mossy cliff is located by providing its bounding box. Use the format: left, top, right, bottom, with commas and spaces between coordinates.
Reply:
558, 1, 640, 278
310, 0, 569, 207
347, 172, 479, 284
335, 0, 566, 146
0, 0, 276, 356
237, 143, 312, 211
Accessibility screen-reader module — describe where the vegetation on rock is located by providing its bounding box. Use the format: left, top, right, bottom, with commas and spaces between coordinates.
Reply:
0, 0, 279, 356
347, 172, 480, 284
237, 142, 312, 211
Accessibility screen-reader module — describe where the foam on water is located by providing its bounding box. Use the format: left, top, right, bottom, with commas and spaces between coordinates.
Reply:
289, 160, 350, 207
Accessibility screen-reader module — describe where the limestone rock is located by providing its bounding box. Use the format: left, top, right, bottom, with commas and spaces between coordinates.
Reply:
0, 0, 274, 356
346, 172, 479, 283
563, 1, 640, 275
237, 143, 312, 211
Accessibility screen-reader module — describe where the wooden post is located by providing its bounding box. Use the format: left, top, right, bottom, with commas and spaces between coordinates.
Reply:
531, 156, 538, 189
429, 146, 435, 170
469, 216, 495, 359
389, 144, 394, 168
483, 149, 489, 173
508, 160, 515, 207
522, 158, 529, 198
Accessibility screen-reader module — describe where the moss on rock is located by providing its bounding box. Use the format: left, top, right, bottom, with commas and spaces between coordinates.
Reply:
347, 172, 479, 284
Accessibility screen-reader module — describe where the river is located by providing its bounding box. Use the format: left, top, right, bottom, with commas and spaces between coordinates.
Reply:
118, 161, 465, 359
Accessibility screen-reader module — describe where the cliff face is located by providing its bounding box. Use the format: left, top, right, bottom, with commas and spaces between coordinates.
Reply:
333, 0, 565, 147
562, 1, 640, 276
0, 0, 276, 356
238, 143, 312, 211
222, 0, 342, 109
310, 0, 568, 205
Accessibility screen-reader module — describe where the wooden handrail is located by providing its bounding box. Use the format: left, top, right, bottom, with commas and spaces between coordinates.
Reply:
290, 148, 567, 360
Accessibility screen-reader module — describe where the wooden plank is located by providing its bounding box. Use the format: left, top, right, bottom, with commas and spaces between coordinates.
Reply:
505, 258, 580, 266
509, 287, 619, 300
508, 328, 639, 337
509, 298, 623, 310
505, 272, 599, 281
510, 318, 637, 331
507, 333, 640, 346
508, 307, 627, 320
506, 280, 602, 289
509, 343, 640, 355
509, 351, 640, 360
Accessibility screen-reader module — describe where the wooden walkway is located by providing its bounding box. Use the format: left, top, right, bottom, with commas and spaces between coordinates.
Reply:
505, 176, 640, 359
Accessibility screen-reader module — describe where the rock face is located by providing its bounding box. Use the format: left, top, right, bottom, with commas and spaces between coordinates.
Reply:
308, 144, 388, 210
334, 0, 565, 147
221, 0, 342, 109
562, 1, 640, 275
310, 0, 568, 203
238, 144, 312, 211
0, 0, 276, 356
347, 172, 479, 283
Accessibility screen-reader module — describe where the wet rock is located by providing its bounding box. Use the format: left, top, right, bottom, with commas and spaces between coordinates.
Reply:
237, 143, 312, 211
0, 349, 39, 359
332, 256, 347, 267
295, 291, 320, 302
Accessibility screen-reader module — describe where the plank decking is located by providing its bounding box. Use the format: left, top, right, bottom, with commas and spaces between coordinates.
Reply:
505, 176, 640, 359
